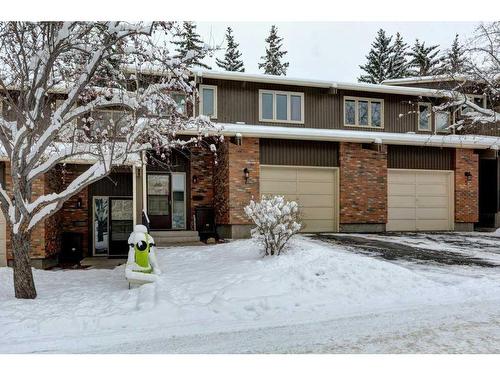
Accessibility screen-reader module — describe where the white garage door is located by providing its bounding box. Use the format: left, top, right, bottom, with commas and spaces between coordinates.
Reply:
260, 165, 339, 232
0, 212, 6, 266
387, 169, 454, 231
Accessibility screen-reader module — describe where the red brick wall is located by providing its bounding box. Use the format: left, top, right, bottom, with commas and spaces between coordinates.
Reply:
339, 142, 388, 224
213, 138, 259, 225
190, 146, 215, 229
3, 162, 48, 260
454, 148, 479, 223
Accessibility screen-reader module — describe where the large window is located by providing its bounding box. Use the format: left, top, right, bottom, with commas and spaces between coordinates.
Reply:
418, 102, 432, 131
435, 111, 451, 133
171, 92, 187, 115
259, 90, 304, 124
199, 85, 217, 118
343, 97, 384, 128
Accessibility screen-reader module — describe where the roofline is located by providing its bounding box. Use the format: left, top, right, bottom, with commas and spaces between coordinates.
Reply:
122, 65, 445, 98
382, 75, 469, 86
179, 123, 500, 150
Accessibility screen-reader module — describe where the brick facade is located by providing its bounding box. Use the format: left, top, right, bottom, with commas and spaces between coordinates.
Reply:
339, 142, 388, 225
190, 146, 215, 229
213, 138, 259, 226
454, 148, 479, 223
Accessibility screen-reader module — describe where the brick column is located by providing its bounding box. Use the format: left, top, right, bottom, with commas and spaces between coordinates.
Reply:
190, 146, 215, 229
339, 142, 387, 232
454, 148, 479, 228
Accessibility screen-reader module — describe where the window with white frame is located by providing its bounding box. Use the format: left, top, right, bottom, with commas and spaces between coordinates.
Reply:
418, 102, 432, 131
343, 97, 384, 128
435, 111, 451, 133
259, 90, 304, 124
171, 92, 187, 115
199, 85, 217, 118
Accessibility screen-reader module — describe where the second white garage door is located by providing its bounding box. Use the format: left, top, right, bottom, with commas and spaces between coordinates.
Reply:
387, 169, 454, 231
260, 165, 339, 232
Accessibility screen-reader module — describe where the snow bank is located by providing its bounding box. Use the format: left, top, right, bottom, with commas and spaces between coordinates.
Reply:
0, 236, 499, 351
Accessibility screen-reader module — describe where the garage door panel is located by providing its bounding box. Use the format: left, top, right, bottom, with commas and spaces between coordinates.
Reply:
388, 183, 416, 196
260, 165, 338, 232
388, 169, 453, 232
416, 184, 448, 196
297, 168, 335, 181
297, 181, 334, 195
297, 194, 334, 207
260, 180, 297, 195
389, 207, 416, 220
388, 195, 415, 208
301, 219, 336, 233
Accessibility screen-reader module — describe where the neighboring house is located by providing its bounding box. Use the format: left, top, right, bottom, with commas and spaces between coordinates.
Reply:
1, 70, 499, 268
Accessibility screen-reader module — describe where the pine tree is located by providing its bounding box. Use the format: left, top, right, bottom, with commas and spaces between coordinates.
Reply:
388, 32, 410, 79
172, 21, 211, 69
358, 29, 394, 84
408, 39, 442, 76
258, 25, 289, 76
216, 27, 245, 72
444, 34, 467, 74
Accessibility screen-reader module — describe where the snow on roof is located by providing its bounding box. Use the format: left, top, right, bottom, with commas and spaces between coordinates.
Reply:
123, 64, 446, 98
382, 75, 469, 86
179, 123, 500, 150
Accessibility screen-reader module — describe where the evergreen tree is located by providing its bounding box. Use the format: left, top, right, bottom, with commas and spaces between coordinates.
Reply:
172, 21, 211, 69
408, 39, 442, 76
358, 29, 394, 84
216, 27, 245, 72
258, 25, 289, 76
444, 34, 467, 74
388, 32, 410, 79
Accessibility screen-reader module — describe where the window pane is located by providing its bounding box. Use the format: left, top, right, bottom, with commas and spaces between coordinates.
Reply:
419, 105, 430, 130
148, 196, 169, 216
436, 112, 450, 132
358, 100, 369, 125
261, 93, 273, 120
291, 95, 302, 121
345, 100, 356, 125
172, 191, 185, 229
371, 102, 382, 127
202, 88, 214, 116
172, 93, 186, 114
276, 94, 288, 120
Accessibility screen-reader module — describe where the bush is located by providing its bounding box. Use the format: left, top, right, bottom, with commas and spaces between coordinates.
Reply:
244, 196, 302, 256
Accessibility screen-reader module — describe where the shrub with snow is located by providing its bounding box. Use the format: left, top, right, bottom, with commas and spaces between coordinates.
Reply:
244, 196, 302, 256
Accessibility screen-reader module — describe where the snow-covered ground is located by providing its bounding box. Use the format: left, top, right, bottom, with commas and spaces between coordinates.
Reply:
0, 235, 499, 353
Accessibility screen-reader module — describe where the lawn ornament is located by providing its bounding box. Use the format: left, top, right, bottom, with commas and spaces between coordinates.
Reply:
125, 225, 161, 288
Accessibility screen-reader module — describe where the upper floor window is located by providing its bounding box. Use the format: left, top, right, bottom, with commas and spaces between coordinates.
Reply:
199, 85, 217, 119
171, 92, 187, 115
259, 90, 304, 124
418, 102, 432, 131
435, 111, 451, 133
344, 96, 384, 128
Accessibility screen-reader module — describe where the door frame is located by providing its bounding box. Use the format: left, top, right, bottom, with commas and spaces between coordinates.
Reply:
259, 164, 340, 233
387, 168, 455, 231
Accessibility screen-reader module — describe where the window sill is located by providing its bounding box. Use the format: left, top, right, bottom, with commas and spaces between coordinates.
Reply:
259, 118, 305, 125
344, 124, 384, 130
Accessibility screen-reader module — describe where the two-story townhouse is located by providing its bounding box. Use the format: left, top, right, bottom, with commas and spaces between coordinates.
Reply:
1, 70, 499, 268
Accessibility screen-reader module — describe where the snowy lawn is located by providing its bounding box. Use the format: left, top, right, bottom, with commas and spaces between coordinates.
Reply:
1, 235, 500, 353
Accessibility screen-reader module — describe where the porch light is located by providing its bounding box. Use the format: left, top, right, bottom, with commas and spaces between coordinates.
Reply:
465, 171, 472, 182
192, 175, 198, 184
243, 168, 250, 184
76, 197, 83, 209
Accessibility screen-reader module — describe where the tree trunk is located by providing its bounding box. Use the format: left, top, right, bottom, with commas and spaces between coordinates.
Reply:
12, 230, 37, 299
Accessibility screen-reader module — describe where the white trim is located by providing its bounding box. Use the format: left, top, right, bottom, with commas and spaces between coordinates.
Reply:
199, 84, 217, 119
343, 96, 384, 129
132, 165, 137, 226
171, 172, 187, 230
258, 90, 305, 124
417, 102, 432, 132
177, 123, 500, 150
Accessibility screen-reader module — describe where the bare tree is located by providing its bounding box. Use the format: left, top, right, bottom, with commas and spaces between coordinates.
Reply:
435, 22, 500, 133
0, 22, 215, 299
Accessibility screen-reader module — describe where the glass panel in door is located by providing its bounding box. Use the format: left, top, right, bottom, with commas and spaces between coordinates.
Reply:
93, 197, 109, 256
109, 198, 133, 257
147, 174, 171, 229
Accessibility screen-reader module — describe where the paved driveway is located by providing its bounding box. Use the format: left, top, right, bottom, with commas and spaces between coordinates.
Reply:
315, 232, 500, 268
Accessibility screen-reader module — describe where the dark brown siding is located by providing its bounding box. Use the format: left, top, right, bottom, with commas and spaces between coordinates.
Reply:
260, 139, 339, 167
388, 145, 454, 170
201, 78, 436, 135
89, 171, 133, 196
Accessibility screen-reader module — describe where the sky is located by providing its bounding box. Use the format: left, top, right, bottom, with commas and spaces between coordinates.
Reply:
195, 22, 479, 82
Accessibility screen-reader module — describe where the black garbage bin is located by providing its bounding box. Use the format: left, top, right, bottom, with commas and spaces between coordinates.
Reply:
59, 232, 83, 264
195, 207, 217, 241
